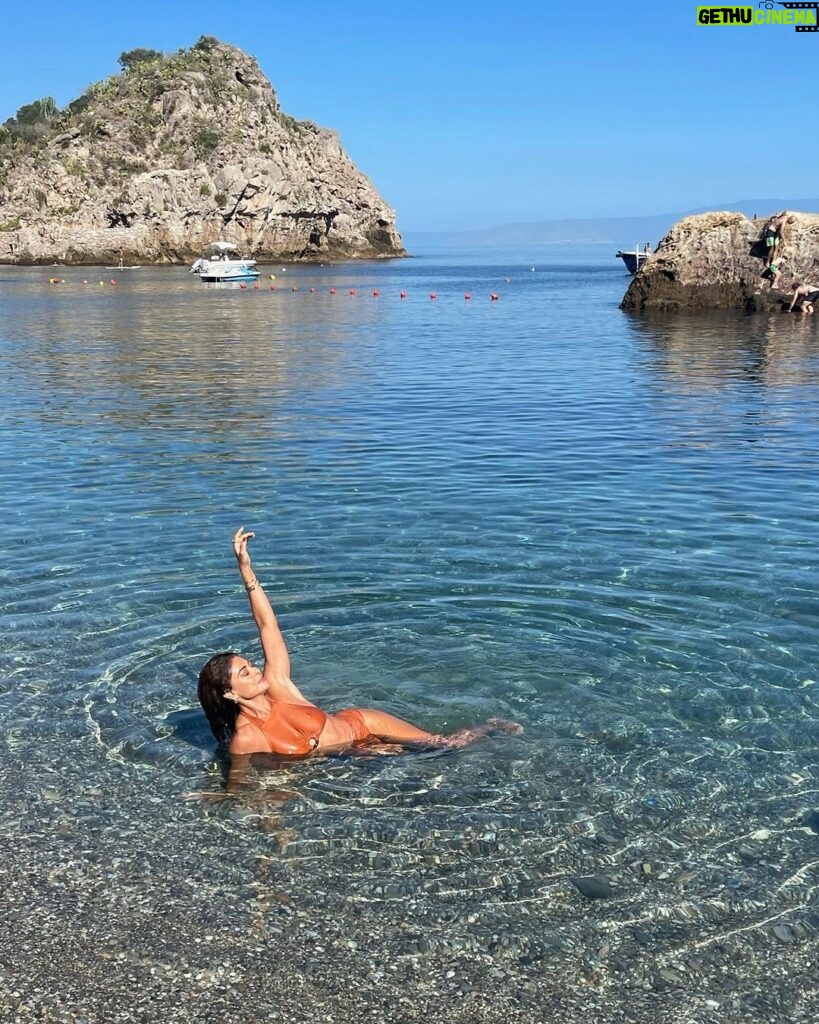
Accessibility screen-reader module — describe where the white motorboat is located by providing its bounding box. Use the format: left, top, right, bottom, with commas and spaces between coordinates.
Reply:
191, 241, 259, 282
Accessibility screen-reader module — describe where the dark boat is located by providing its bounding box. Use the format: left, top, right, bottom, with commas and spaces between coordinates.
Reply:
615, 245, 652, 274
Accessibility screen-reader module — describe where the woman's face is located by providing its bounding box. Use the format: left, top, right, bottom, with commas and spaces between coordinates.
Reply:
227, 656, 268, 702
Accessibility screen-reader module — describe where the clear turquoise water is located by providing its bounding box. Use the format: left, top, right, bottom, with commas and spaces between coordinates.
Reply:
2, 247, 819, 1011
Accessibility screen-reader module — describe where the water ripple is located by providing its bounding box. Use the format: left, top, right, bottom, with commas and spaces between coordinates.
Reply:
3, 255, 819, 1002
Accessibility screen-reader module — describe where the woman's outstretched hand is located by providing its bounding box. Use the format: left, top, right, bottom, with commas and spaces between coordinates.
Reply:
233, 526, 255, 566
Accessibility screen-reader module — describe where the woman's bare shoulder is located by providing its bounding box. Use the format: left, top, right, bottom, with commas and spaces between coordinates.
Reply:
230, 718, 270, 755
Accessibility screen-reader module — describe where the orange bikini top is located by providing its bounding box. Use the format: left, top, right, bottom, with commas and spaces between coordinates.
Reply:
241, 701, 328, 756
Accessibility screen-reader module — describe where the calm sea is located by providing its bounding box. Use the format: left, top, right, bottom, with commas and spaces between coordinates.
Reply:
2, 246, 819, 1019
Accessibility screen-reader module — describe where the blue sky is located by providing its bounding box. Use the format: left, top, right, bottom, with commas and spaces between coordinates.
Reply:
1, 1, 817, 231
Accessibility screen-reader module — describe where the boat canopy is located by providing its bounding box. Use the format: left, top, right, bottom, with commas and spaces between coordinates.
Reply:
203, 241, 240, 253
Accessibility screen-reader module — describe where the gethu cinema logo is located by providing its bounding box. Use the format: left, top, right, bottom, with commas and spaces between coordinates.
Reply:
697, 3, 819, 29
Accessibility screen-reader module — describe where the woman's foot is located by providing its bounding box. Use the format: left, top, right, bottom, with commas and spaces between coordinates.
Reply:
440, 718, 524, 747
486, 717, 525, 735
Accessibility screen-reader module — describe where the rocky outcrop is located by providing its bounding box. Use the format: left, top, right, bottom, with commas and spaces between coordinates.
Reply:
621, 211, 819, 312
0, 38, 405, 264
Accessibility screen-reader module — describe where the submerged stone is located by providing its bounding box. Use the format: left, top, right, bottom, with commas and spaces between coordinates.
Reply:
802, 810, 819, 834
570, 874, 615, 900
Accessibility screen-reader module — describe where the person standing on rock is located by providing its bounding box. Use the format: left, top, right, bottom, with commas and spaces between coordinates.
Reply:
761, 256, 785, 290
763, 212, 795, 269
788, 283, 819, 314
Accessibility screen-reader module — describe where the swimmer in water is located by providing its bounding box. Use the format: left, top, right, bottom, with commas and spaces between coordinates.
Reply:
198, 528, 523, 760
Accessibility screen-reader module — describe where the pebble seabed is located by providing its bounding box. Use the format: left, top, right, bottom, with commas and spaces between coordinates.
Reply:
3, 733, 819, 1024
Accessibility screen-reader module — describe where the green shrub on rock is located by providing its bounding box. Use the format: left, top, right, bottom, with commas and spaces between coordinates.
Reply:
119, 49, 164, 72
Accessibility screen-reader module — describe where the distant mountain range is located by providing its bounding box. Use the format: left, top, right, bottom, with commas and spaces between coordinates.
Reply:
404, 199, 819, 249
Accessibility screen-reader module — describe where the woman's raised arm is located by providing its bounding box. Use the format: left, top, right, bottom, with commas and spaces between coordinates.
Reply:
232, 527, 311, 703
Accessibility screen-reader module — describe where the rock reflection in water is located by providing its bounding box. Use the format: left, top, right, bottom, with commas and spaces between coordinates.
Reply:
628, 309, 819, 391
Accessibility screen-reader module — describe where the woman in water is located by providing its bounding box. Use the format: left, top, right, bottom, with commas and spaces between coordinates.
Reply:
198, 528, 520, 759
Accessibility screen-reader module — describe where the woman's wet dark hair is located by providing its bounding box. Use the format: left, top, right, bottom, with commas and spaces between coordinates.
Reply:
198, 651, 240, 747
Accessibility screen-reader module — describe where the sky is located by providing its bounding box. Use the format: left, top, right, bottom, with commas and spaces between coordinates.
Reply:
1, 1, 817, 232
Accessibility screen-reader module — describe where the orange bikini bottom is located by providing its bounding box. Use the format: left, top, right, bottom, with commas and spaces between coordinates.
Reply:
333, 709, 371, 743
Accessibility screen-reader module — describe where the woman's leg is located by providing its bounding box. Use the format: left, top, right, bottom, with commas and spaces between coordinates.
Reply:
354, 708, 439, 744
354, 709, 524, 747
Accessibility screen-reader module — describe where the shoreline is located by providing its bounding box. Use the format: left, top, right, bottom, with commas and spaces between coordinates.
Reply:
0, 252, 410, 269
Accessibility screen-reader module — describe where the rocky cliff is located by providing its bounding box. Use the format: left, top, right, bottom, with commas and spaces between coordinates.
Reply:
0, 38, 405, 264
621, 211, 819, 312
